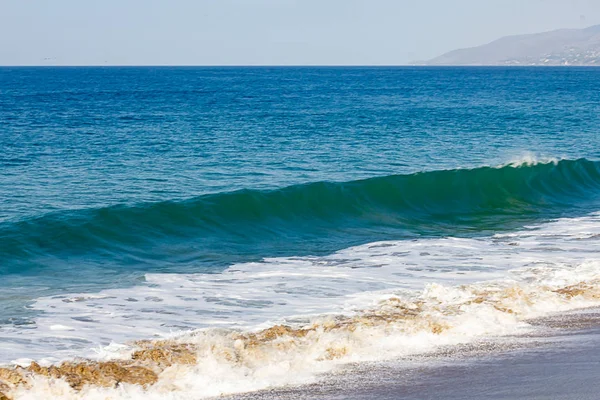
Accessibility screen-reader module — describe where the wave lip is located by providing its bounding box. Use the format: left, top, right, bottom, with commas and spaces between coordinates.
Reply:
2, 158, 600, 274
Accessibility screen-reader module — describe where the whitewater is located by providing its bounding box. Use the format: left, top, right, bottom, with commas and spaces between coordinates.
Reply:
3, 204, 600, 398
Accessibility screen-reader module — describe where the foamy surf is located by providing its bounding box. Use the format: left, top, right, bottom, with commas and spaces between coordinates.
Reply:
3, 261, 600, 399
1, 213, 600, 399
500, 152, 562, 168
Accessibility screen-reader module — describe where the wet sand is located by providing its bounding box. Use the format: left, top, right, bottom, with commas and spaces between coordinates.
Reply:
228, 311, 600, 400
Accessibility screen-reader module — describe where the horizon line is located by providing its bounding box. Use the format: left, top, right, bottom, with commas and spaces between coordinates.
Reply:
2, 64, 600, 68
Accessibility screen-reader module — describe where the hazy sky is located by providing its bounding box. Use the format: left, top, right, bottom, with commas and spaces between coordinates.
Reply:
1, 0, 599, 65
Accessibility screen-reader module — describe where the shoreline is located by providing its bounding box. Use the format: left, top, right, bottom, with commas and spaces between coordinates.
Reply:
227, 310, 600, 400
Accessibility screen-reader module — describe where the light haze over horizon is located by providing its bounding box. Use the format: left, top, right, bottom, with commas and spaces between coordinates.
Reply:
1, 0, 599, 66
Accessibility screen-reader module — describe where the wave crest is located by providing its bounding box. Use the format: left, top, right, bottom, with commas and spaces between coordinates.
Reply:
2, 158, 600, 274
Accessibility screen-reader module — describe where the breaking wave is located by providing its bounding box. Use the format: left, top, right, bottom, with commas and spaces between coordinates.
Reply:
2, 158, 600, 274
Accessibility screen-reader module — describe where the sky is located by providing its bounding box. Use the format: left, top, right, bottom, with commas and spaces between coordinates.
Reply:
1, 0, 599, 66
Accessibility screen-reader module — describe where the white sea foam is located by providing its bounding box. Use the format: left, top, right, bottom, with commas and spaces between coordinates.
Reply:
2, 213, 600, 399
498, 151, 562, 168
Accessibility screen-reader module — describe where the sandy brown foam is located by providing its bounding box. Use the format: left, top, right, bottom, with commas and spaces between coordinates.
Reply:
0, 316, 445, 399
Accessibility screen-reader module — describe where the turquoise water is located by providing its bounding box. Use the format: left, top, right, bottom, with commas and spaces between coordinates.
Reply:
1, 67, 600, 363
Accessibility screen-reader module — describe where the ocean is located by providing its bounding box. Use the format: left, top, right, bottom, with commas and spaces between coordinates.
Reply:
1, 66, 600, 399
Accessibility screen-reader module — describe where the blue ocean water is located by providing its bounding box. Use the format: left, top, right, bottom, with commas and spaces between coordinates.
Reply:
1, 67, 600, 365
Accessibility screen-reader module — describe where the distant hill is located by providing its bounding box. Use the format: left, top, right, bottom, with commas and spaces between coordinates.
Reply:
421, 24, 600, 66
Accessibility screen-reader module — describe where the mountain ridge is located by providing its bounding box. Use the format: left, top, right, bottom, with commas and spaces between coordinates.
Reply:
420, 24, 600, 66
